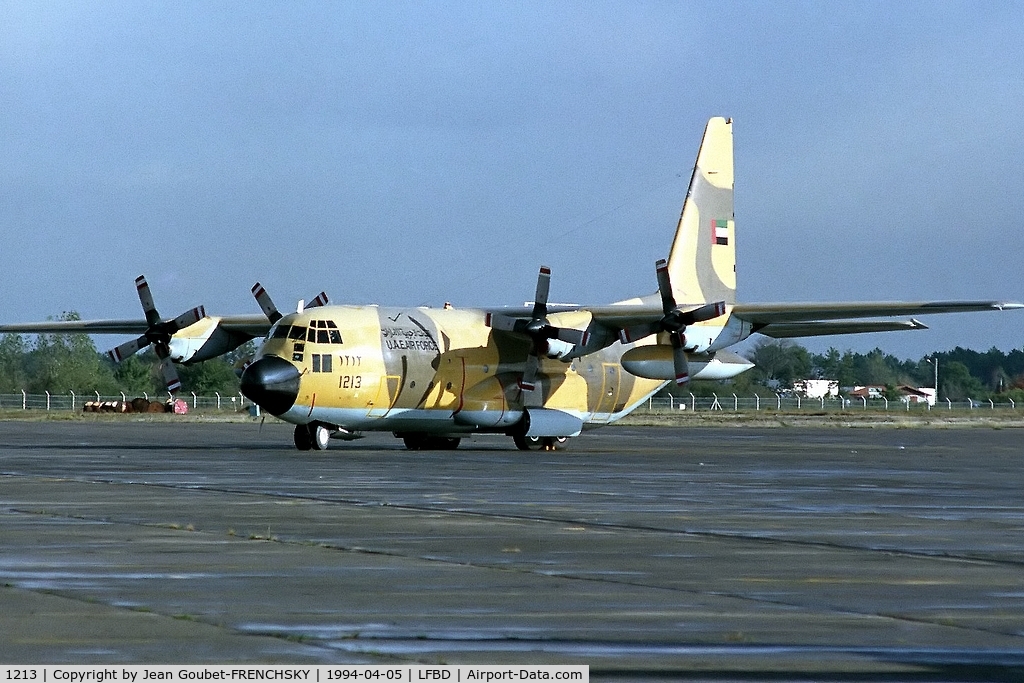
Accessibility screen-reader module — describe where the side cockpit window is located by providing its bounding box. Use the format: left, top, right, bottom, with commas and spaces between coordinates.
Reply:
288, 325, 306, 340
271, 324, 290, 340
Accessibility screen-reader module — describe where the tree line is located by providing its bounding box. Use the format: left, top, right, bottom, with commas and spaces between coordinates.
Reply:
2, 314, 1022, 402
688, 339, 1024, 402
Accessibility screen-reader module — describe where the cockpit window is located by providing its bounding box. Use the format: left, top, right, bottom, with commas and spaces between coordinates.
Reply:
305, 319, 343, 344
288, 325, 306, 340
271, 324, 289, 339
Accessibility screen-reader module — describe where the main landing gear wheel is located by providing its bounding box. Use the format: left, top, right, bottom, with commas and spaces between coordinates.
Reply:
294, 424, 332, 451
513, 434, 568, 451
402, 434, 461, 450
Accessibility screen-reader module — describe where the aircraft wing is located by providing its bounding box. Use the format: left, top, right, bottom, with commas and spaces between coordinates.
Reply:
0, 319, 150, 334
733, 301, 1022, 339
214, 315, 274, 336
0, 314, 271, 337
573, 299, 1021, 339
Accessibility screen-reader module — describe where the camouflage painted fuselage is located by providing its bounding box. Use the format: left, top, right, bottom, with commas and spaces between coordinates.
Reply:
257, 304, 666, 435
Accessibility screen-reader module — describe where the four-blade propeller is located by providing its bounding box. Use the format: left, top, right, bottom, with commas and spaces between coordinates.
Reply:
485, 266, 589, 392
618, 259, 727, 385
106, 276, 206, 395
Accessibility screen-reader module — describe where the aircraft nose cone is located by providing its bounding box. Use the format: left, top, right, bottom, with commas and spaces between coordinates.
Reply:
240, 355, 300, 416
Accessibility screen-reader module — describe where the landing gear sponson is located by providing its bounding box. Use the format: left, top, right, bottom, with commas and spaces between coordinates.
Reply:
293, 424, 570, 451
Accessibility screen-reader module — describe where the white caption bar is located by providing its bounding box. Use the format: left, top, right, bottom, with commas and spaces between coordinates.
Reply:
1, 667, 588, 683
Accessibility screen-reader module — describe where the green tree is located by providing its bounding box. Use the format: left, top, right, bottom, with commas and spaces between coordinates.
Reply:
111, 352, 162, 396
851, 348, 896, 386
0, 333, 29, 392
24, 312, 119, 393
812, 347, 858, 387
177, 358, 240, 396
749, 338, 811, 389
939, 360, 986, 401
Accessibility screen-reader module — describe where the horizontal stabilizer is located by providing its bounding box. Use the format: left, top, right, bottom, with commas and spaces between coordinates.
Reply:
734, 301, 1022, 325
759, 319, 928, 338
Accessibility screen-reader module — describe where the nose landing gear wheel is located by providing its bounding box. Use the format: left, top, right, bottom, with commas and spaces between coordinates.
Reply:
294, 424, 332, 451
294, 425, 312, 450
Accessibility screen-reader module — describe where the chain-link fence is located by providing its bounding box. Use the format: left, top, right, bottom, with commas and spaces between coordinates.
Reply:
1, 391, 1018, 415
636, 393, 1018, 414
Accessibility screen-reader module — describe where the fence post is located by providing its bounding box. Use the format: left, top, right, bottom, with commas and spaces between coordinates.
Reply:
95, 391, 100, 402
192, 391, 198, 409
946, 398, 952, 410
989, 399, 995, 410
796, 395, 801, 410
776, 393, 781, 411
690, 392, 696, 412
121, 391, 126, 402
967, 399, 974, 410
861, 396, 867, 410
820, 396, 825, 410
755, 394, 760, 411
22, 389, 26, 410
45, 391, 50, 411
883, 397, 888, 411
733, 393, 738, 411
70, 390, 75, 411
215, 392, 221, 410
1010, 398, 1016, 409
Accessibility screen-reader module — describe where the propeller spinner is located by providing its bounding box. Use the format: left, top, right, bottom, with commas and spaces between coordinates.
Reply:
106, 276, 206, 395
618, 259, 726, 385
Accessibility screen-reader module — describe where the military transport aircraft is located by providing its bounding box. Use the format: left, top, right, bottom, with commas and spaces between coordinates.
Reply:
2, 118, 1018, 450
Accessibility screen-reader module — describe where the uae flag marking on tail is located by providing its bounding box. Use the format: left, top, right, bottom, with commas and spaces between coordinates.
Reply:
712, 218, 730, 246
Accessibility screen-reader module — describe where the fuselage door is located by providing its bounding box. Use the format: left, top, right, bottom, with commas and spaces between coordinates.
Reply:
368, 375, 401, 417
594, 363, 621, 420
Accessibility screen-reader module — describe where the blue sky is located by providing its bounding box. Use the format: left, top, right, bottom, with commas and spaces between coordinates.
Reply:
2, 1, 1022, 359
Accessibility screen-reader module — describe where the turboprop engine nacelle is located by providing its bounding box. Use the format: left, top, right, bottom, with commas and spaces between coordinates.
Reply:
621, 346, 754, 381
167, 317, 250, 364
540, 338, 576, 360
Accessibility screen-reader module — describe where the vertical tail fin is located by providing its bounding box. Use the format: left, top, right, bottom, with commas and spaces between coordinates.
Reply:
666, 117, 735, 304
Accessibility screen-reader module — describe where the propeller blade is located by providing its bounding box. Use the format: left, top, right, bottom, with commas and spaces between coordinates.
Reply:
135, 276, 161, 327
531, 266, 551, 320
671, 301, 727, 328
251, 283, 283, 323
307, 291, 329, 308
519, 353, 540, 392
618, 322, 660, 344
655, 259, 676, 314
159, 356, 182, 395
671, 332, 690, 385
168, 306, 206, 333
485, 313, 524, 333
107, 336, 149, 363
